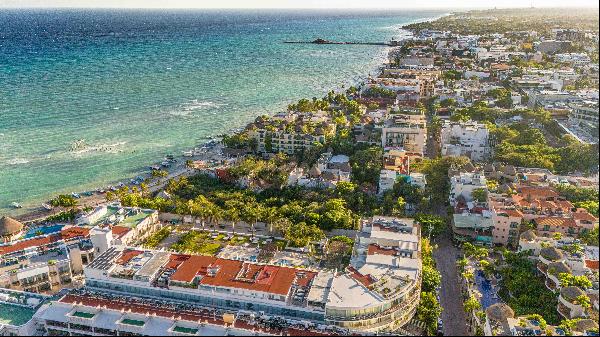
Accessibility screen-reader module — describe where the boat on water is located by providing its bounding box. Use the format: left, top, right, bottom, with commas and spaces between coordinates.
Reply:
10, 202, 22, 209
42, 203, 53, 211
182, 150, 193, 157
71, 192, 81, 199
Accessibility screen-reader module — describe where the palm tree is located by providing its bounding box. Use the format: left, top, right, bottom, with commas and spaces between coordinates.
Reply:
225, 206, 240, 235
262, 207, 280, 235
241, 203, 262, 239
273, 218, 293, 239
210, 205, 224, 233
186, 199, 198, 225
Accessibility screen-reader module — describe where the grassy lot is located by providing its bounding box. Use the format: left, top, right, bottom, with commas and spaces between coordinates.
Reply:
170, 231, 223, 256
143, 226, 172, 248
321, 236, 353, 270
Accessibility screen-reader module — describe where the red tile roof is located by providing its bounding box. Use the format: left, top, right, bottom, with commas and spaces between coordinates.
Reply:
170, 255, 217, 283
518, 186, 559, 200
168, 254, 317, 296
573, 210, 598, 222
111, 226, 131, 239
116, 249, 144, 265
497, 209, 524, 218
60, 227, 90, 240
164, 254, 191, 270
347, 266, 375, 287
535, 217, 578, 228
585, 260, 599, 270
367, 244, 396, 256
0, 226, 90, 255
198, 259, 315, 296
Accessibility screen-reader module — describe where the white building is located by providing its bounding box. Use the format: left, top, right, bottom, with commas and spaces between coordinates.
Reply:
67, 214, 422, 334
378, 169, 400, 195
0, 290, 48, 336
555, 53, 592, 67
326, 217, 422, 331
441, 121, 491, 161
449, 172, 488, 207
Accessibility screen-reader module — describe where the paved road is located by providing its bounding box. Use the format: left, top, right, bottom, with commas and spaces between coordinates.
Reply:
434, 231, 470, 336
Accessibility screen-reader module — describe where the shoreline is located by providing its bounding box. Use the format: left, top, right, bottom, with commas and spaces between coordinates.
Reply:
6, 14, 445, 223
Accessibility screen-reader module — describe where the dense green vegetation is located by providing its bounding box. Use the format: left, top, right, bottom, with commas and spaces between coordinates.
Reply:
415, 213, 448, 238
170, 230, 223, 256
449, 102, 599, 174
349, 146, 383, 186
44, 209, 78, 223
222, 133, 256, 150
322, 236, 354, 269
49, 194, 78, 207
143, 226, 171, 249
362, 86, 396, 99
115, 172, 370, 247
498, 251, 560, 324
413, 156, 472, 206
416, 239, 443, 335
404, 8, 599, 36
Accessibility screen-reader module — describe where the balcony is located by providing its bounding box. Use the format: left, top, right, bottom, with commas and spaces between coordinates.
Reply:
545, 276, 558, 291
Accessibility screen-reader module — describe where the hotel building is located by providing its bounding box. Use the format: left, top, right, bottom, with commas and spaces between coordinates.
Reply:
59, 216, 422, 334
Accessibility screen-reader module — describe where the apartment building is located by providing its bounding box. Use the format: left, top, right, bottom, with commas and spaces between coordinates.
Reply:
441, 121, 491, 161
569, 101, 599, 128
0, 227, 93, 294
247, 113, 334, 155
381, 114, 428, 155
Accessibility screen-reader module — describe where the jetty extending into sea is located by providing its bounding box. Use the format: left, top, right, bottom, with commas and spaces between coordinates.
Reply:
284, 38, 401, 46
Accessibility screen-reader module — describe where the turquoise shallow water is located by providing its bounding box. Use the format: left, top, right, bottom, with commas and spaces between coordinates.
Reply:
0, 9, 444, 214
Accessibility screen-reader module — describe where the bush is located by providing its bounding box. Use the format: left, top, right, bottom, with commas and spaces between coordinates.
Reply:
49, 194, 78, 207
144, 226, 171, 248
45, 209, 78, 223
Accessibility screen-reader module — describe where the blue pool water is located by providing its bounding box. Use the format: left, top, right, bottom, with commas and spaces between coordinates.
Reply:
23, 224, 65, 239
475, 270, 500, 309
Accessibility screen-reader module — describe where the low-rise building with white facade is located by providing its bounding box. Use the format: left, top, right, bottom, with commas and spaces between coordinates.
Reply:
441, 121, 491, 161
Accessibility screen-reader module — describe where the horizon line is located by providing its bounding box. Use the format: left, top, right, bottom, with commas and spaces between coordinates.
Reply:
1, 5, 599, 9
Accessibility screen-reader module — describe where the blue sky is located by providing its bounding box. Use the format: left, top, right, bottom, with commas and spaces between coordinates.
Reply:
2, 0, 598, 8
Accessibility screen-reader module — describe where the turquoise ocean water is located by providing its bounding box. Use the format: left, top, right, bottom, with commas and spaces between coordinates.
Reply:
0, 9, 444, 214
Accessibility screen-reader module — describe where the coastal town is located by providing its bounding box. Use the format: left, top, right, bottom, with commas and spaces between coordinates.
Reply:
1, 7, 599, 337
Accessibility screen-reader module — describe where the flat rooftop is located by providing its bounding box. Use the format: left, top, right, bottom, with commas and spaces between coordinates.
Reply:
326, 274, 380, 310
49, 290, 348, 336
88, 246, 318, 298
89, 206, 155, 228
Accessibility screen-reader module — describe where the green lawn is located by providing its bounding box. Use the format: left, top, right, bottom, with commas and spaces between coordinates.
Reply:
170, 231, 223, 256
143, 226, 172, 248
229, 235, 249, 246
